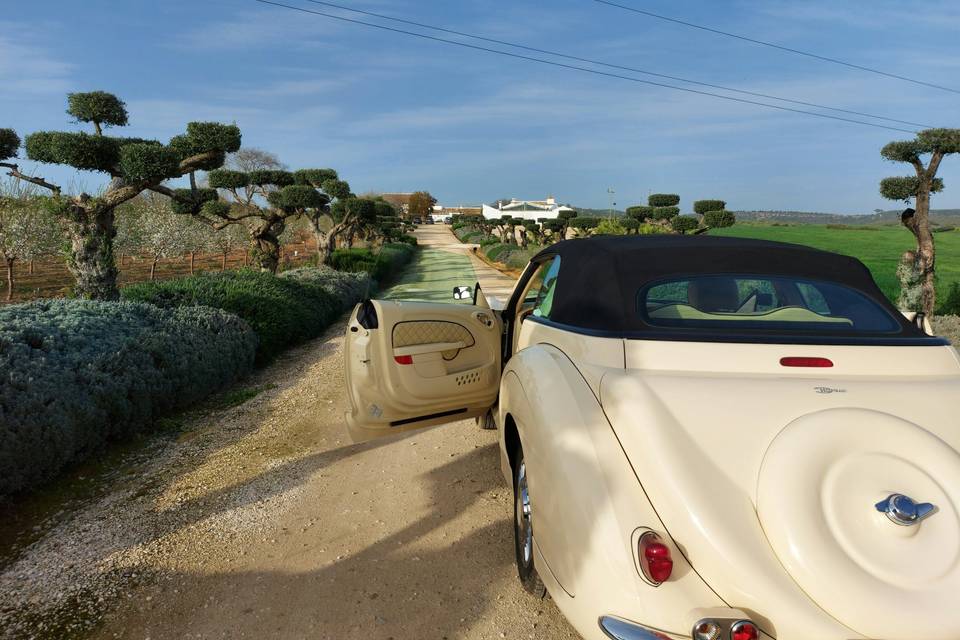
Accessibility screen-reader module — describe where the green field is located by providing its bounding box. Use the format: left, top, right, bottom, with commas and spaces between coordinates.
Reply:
710, 224, 960, 303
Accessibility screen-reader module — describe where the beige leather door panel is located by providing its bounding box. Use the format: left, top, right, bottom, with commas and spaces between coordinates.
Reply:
345, 300, 501, 442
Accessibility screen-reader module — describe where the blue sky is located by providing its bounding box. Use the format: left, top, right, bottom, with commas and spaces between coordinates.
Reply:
3, 0, 959, 213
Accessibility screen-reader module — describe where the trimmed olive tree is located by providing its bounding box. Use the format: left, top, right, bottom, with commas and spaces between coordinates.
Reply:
670, 215, 700, 234
880, 128, 960, 314
694, 199, 726, 215
648, 193, 680, 207
703, 210, 736, 228
192, 167, 300, 272
0, 92, 239, 299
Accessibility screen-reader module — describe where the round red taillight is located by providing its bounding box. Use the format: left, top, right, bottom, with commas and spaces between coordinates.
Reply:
638, 531, 673, 584
730, 620, 759, 640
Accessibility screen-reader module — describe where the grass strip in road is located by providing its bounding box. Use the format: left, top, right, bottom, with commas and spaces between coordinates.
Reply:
383, 246, 477, 303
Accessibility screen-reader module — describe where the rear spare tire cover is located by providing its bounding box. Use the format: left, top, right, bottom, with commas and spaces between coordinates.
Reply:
757, 408, 960, 640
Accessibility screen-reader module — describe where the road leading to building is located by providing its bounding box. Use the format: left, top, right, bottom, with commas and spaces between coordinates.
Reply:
0, 226, 580, 640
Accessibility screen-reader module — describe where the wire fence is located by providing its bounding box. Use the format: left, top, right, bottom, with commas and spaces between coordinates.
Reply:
2, 240, 320, 304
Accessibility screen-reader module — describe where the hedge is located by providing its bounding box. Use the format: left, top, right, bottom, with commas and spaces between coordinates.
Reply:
484, 243, 513, 261
0, 300, 257, 496
123, 267, 370, 365
328, 242, 416, 284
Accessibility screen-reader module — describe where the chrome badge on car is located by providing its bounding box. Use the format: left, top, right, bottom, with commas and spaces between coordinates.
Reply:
814, 386, 846, 394
875, 493, 938, 526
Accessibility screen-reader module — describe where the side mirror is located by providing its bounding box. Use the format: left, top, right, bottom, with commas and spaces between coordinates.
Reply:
453, 285, 473, 300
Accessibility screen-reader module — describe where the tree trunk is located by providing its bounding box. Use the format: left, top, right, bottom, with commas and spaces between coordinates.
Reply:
221, 251, 228, 271
150, 257, 159, 281
189, 251, 195, 275
4, 257, 14, 302
28, 259, 34, 276
315, 231, 330, 266
909, 187, 937, 314
251, 235, 280, 273
63, 207, 119, 300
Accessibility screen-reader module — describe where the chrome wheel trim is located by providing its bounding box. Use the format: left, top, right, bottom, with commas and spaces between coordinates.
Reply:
516, 460, 533, 566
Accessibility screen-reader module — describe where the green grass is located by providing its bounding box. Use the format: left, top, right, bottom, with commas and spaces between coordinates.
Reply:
710, 224, 960, 303
383, 247, 477, 303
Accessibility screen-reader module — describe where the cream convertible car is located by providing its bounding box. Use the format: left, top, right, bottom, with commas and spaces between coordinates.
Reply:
344, 236, 959, 640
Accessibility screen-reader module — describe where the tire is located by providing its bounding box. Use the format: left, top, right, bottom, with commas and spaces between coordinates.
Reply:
513, 446, 547, 598
477, 410, 496, 430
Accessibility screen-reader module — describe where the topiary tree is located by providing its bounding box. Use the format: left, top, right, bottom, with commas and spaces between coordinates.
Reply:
494, 214, 516, 245
648, 193, 680, 207
195, 166, 301, 273
289, 170, 371, 265
568, 216, 599, 237
693, 199, 726, 216
0, 92, 239, 299
670, 215, 700, 234
595, 218, 628, 235
542, 218, 565, 242
626, 205, 655, 221
703, 210, 736, 228
556, 209, 577, 239
651, 206, 680, 221
880, 128, 960, 314
621, 216, 640, 234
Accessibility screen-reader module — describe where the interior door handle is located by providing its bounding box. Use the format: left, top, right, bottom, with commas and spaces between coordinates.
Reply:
393, 341, 467, 357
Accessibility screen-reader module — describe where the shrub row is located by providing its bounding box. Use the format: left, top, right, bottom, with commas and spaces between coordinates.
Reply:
0, 300, 258, 496
328, 242, 416, 284
123, 267, 371, 365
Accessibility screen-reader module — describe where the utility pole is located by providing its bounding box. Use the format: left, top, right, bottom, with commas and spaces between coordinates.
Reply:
607, 187, 616, 217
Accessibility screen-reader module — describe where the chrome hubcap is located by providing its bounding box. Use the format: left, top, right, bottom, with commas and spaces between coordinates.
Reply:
516, 461, 533, 565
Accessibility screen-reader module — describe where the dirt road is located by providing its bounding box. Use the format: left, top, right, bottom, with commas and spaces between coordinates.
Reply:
0, 226, 579, 640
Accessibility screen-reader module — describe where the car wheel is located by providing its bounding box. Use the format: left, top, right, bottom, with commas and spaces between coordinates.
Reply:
513, 447, 547, 598
477, 410, 496, 430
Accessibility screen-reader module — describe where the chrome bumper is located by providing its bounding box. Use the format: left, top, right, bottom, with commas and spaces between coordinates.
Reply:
598, 616, 682, 640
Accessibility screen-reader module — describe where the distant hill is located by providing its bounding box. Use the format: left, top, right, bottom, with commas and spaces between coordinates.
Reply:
568, 206, 625, 217
734, 209, 960, 225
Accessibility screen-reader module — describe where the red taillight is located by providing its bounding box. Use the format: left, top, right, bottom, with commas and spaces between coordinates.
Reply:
638, 531, 673, 584
394, 354, 413, 365
730, 620, 759, 640
779, 356, 833, 368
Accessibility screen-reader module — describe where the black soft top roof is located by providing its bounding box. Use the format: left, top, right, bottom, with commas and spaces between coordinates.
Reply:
529, 235, 926, 339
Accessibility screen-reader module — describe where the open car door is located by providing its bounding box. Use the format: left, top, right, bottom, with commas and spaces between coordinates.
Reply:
344, 298, 502, 443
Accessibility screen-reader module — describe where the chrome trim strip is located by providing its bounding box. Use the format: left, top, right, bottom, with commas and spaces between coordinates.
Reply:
598, 615, 676, 640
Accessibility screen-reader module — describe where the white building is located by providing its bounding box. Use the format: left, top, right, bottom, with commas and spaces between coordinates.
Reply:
481, 196, 575, 221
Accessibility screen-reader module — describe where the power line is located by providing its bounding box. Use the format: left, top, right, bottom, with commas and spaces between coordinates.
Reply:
592, 0, 960, 95
253, 0, 918, 134
303, 0, 930, 129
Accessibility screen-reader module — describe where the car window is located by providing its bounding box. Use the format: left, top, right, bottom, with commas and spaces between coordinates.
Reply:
640, 274, 898, 334
532, 257, 561, 319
